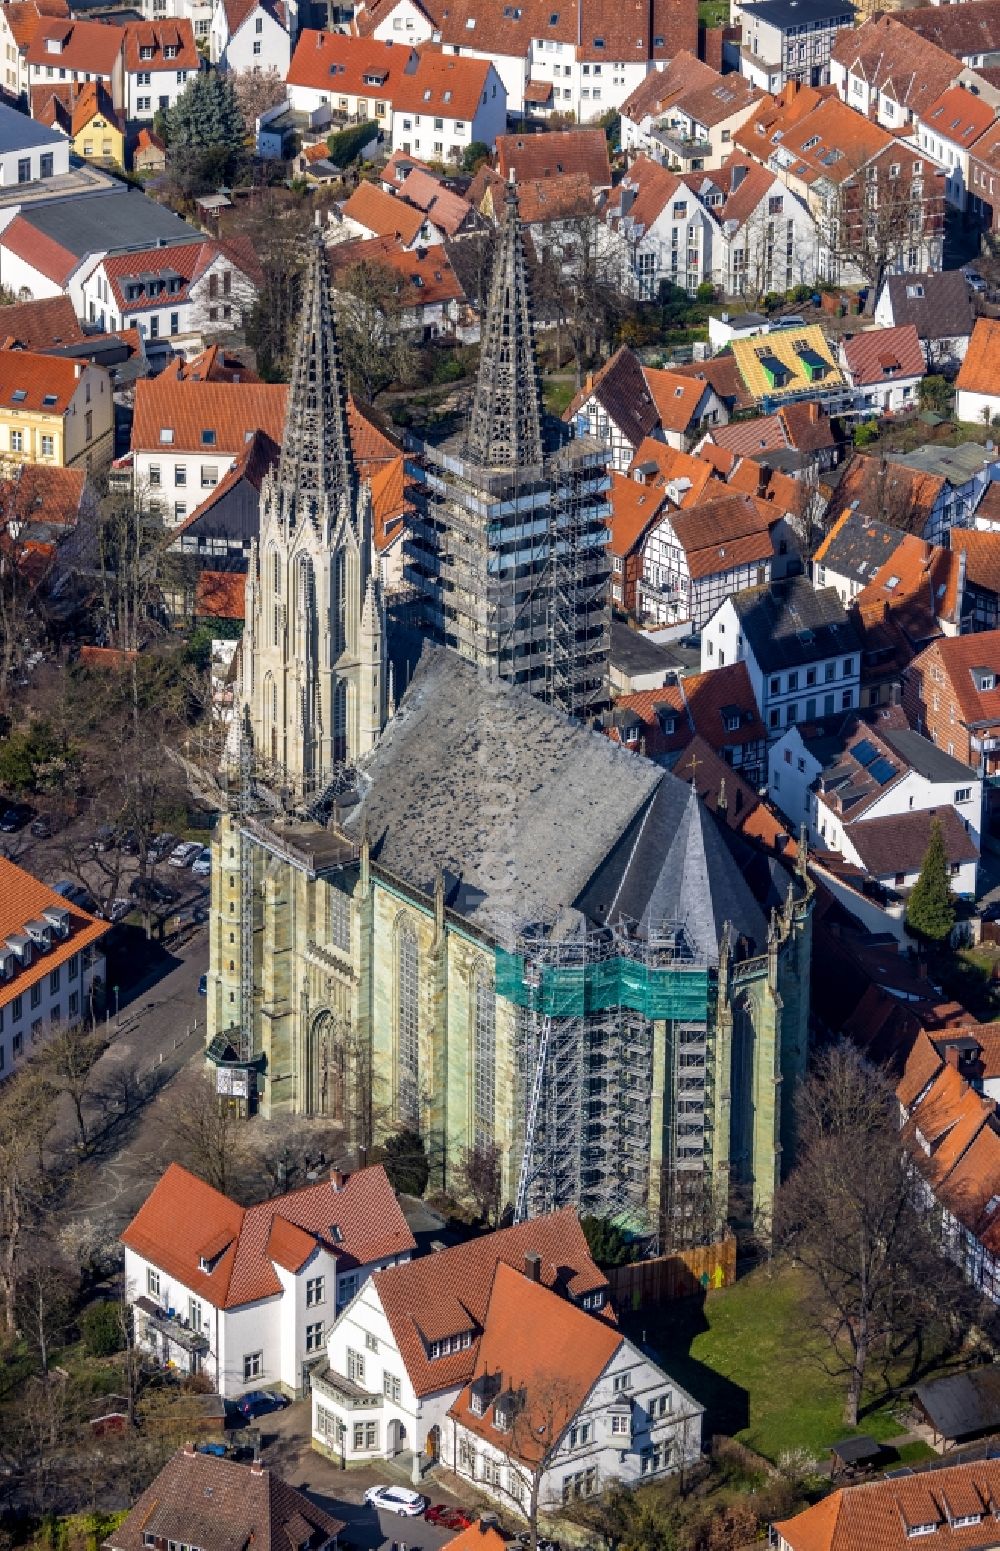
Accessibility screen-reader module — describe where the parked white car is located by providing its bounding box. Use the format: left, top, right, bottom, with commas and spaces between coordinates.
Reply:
168, 840, 203, 868
191, 847, 211, 877
363, 1487, 427, 1517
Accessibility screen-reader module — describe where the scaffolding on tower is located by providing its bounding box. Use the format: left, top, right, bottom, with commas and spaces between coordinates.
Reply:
502, 918, 713, 1237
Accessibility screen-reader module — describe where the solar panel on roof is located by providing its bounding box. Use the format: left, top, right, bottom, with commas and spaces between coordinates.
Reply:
869, 757, 896, 786
852, 738, 878, 767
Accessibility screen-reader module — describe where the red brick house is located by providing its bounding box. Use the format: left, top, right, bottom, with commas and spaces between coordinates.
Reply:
903, 633, 1000, 814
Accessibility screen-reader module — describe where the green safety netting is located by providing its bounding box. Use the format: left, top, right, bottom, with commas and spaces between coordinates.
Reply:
495, 949, 709, 1021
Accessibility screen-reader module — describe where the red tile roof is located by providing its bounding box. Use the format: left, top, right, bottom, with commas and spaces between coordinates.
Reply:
288, 29, 414, 93
775, 1464, 1000, 1551
842, 324, 925, 387
0, 855, 108, 1010
122, 17, 197, 72
922, 84, 996, 148
669, 490, 779, 579
341, 180, 427, 245
0, 213, 78, 288
496, 127, 611, 189
330, 233, 464, 305
0, 294, 83, 352
194, 570, 245, 620
608, 661, 765, 758
372, 1209, 610, 1399
515, 171, 594, 223
26, 16, 125, 75
107, 1448, 343, 1551
397, 168, 472, 235
605, 153, 683, 233
369, 453, 411, 553
829, 14, 959, 122
391, 50, 493, 121
121, 1162, 415, 1310
132, 378, 288, 455
162, 344, 259, 384
643, 365, 714, 433
101, 239, 256, 315
950, 527, 1000, 596
448, 1262, 622, 1464
0, 347, 93, 414
608, 470, 668, 557
914, 630, 1000, 726
956, 316, 1000, 398
5, 0, 70, 52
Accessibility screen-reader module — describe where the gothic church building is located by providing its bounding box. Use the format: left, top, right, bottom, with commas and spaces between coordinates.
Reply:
207, 205, 813, 1237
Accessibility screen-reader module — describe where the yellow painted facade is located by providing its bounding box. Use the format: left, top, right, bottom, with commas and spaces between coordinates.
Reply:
74, 110, 124, 167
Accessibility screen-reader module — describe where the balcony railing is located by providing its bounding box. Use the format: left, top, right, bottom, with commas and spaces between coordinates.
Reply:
312, 1367, 382, 1411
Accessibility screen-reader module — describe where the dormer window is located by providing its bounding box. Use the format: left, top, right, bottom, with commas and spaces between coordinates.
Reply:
582, 1290, 604, 1310
164, 43, 177, 56
904, 1526, 937, 1539
140, 44, 154, 58
974, 668, 996, 692
429, 1329, 473, 1359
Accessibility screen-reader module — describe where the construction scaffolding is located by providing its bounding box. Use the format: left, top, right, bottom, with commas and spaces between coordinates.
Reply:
403, 177, 612, 722
507, 918, 712, 1232
406, 438, 611, 719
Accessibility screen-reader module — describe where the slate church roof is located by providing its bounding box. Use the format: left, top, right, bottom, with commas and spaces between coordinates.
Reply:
347, 646, 767, 956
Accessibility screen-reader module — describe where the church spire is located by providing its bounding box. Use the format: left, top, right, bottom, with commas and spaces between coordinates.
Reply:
275, 218, 355, 522
465, 179, 543, 470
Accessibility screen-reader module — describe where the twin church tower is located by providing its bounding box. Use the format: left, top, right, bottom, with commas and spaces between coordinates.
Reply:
239, 184, 610, 793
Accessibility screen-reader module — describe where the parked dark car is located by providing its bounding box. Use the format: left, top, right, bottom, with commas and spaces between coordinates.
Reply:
129, 877, 176, 906
119, 829, 140, 855
29, 815, 52, 838
0, 805, 32, 832
237, 1391, 289, 1420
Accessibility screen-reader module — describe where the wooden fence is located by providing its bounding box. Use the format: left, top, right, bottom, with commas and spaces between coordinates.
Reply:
607, 1234, 737, 1311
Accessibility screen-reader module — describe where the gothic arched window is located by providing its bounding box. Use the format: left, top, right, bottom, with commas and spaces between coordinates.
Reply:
332, 549, 347, 656
397, 920, 419, 1129
473, 967, 495, 1148
333, 677, 348, 763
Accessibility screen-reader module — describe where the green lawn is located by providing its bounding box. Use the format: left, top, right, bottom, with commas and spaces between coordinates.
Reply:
543, 375, 578, 416
698, 0, 729, 26
638, 1262, 932, 1463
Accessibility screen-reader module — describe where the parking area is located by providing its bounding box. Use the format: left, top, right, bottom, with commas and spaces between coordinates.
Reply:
256, 1402, 488, 1551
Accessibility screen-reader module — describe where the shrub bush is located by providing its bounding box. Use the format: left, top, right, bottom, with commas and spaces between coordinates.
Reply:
81, 1301, 123, 1358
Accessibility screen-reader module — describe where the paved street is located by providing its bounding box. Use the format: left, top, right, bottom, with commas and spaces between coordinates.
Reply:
58, 921, 212, 1231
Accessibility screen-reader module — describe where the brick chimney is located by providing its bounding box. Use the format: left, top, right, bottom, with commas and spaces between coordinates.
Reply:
524, 1251, 541, 1282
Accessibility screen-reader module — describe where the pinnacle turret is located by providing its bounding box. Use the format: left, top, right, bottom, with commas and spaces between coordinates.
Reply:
465, 180, 543, 470
275, 220, 355, 522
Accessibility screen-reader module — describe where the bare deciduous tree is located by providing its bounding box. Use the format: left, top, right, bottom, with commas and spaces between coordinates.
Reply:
170, 1070, 251, 1196
0, 1065, 57, 1333
775, 1041, 961, 1426
457, 1140, 502, 1226
333, 258, 419, 403
40, 1021, 110, 1153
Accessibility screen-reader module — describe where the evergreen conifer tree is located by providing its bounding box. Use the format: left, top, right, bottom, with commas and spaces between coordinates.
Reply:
905, 817, 956, 944
164, 72, 244, 192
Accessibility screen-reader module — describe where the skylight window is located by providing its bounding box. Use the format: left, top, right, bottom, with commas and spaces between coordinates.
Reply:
42, 393, 58, 406
11, 389, 26, 402
160, 427, 174, 443
201, 428, 216, 445
884, 574, 900, 590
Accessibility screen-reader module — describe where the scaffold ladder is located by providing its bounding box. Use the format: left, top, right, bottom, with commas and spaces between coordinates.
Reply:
237, 710, 255, 1065
514, 1013, 552, 1223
